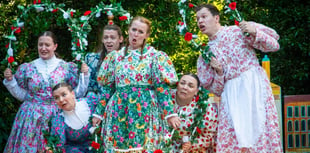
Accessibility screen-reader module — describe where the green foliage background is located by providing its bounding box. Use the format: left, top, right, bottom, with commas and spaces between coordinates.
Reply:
0, 0, 309, 151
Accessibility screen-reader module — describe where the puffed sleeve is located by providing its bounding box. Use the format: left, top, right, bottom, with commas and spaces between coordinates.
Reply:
93, 51, 117, 119
85, 92, 99, 114
197, 56, 224, 96
3, 63, 28, 101
152, 50, 178, 119
50, 113, 66, 150
245, 22, 280, 52
66, 62, 89, 98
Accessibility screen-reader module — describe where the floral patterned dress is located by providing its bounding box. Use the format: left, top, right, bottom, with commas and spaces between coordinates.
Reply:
85, 52, 102, 93
170, 89, 218, 153
95, 44, 178, 152
3, 57, 88, 153
50, 92, 98, 152
197, 22, 282, 152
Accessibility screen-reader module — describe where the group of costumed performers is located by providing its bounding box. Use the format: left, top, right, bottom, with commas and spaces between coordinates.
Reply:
2, 1, 282, 153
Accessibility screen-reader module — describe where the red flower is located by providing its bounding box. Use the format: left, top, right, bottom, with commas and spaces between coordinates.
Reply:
195, 95, 199, 102
178, 21, 184, 25
184, 32, 193, 41
38, 0, 41, 3
119, 16, 128, 21
52, 8, 58, 13
84, 10, 91, 16
154, 149, 163, 153
229, 2, 237, 10
70, 11, 74, 17
81, 24, 84, 27
234, 20, 239, 26
76, 40, 80, 47
33, 0, 36, 4
8, 56, 14, 63
11, 27, 21, 34
196, 127, 202, 134
188, 3, 194, 8
5, 43, 9, 48
201, 43, 206, 47
91, 141, 100, 149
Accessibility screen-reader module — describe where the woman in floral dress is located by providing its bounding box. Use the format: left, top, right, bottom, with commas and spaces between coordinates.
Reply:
92, 16, 181, 152
50, 82, 98, 152
170, 74, 218, 153
85, 24, 123, 94
3, 31, 89, 153
195, 4, 282, 152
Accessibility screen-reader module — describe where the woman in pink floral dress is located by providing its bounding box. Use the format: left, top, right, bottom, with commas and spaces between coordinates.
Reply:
170, 73, 218, 153
195, 4, 282, 153
3, 31, 89, 153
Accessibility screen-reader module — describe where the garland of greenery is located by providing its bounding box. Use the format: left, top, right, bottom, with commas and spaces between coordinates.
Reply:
176, 0, 214, 64
162, 87, 211, 152
2, 0, 131, 70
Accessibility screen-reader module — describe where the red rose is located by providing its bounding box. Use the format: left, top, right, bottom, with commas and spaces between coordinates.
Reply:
76, 41, 80, 47
154, 149, 163, 153
196, 127, 202, 134
38, 0, 41, 3
184, 32, 193, 41
234, 20, 239, 26
81, 24, 84, 27
70, 11, 74, 17
8, 56, 14, 63
178, 21, 184, 25
229, 2, 237, 10
201, 43, 206, 47
5, 43, 9, 48
84, 10, 91, 16
52, 8, 58, 13
119, 16, 128, 21
195, 95, 199, 102
188, 3, 194, 8
91, 141, 100, 149
33, 0, 36, 4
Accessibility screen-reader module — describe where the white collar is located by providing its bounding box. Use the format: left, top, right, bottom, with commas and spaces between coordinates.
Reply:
61, 100, 91, 130
33, 56, 62, 81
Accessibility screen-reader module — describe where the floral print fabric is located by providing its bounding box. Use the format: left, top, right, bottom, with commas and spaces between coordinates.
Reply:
170, 89, 218, 153
96, 44, 178, 152
4, 61, 79, 153
197, 23, 282, 152
50, 92, 98, 152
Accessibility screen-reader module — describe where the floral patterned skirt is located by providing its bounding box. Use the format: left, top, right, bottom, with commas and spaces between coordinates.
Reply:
101, 85, 168, 152
4, 100, 57, 153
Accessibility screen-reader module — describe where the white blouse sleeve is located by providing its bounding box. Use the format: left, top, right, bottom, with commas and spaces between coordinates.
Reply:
3, 77, 27, 101
74, 72, 90, 98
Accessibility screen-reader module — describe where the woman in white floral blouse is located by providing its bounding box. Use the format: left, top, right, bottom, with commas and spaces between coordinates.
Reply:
171, 73, 218, 153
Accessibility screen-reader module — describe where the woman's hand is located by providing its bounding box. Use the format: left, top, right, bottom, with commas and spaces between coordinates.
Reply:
239, 21, 256, 36
182, 141, 192, 152
167, 116, 181, 129
92, 117, 101, 127
4, 68, 13, 81
80, 63, 89, 75
210, 57, 223, 76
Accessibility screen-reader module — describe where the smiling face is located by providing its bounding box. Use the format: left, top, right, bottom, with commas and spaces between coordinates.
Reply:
128, 20, 150, 50
53, 86, 76, 111
38, 36, 57, 60
196, 7, 220, 37
177, 75, 199, 103
102, 29, 123, 53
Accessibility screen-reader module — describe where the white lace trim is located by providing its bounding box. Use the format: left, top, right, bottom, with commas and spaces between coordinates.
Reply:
62, 100, 91, 130
33, 56, 62, 81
